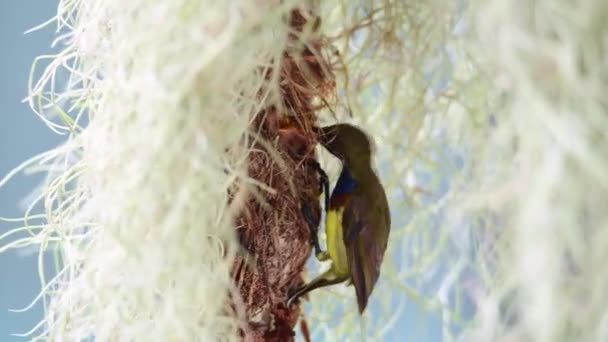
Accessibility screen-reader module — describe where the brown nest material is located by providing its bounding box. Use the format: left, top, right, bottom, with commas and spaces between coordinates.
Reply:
230, 8, 336, 342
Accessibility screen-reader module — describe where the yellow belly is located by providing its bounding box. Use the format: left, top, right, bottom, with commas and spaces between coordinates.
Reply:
326, 208, 349, 275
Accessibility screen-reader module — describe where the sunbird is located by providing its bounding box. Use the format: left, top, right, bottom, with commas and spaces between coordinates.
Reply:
288, 123, 391, 313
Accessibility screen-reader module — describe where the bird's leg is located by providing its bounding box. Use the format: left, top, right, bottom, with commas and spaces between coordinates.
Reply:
301, 158, 331, 261
307, 159, 330, 211
301, 202, 329, 261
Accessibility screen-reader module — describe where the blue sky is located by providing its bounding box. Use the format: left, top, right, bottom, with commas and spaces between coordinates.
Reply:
0, 2, 64, 339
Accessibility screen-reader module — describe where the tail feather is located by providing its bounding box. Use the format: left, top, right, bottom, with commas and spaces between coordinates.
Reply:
352, 249, 368, 313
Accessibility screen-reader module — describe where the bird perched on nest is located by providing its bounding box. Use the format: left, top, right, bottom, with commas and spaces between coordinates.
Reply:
288, 123, 391, 313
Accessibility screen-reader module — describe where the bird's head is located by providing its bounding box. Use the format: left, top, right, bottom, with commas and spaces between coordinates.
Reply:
316, 124, 374, 168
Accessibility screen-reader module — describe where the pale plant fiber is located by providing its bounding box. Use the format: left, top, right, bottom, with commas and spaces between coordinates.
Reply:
1, 0, 607, 341
3, 0, 295, 340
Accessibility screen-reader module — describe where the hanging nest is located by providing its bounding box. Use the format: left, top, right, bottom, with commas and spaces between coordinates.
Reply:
230, 8, 336, 341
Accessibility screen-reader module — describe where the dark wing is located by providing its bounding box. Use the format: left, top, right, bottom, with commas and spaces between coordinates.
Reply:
343, 191, 390, 313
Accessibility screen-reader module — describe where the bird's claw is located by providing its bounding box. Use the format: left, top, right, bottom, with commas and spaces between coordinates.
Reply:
315, 251, 330, 261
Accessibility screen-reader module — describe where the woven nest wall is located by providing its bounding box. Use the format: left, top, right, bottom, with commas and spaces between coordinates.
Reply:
230, 9, 335, 341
